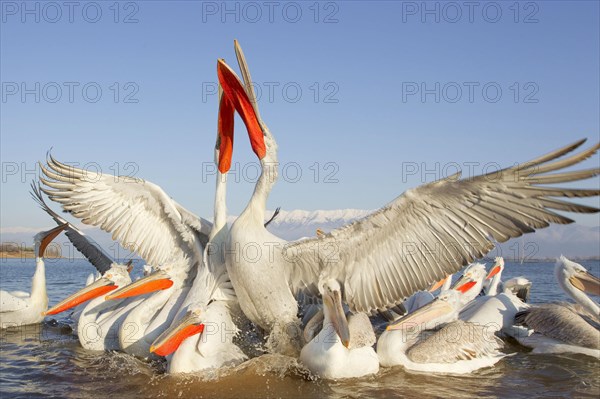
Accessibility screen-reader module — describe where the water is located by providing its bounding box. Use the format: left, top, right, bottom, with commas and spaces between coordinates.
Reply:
1, 259, 599, 398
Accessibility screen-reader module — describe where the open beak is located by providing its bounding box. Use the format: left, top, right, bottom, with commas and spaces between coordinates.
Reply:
150, 310, 205, 356
324, 289, 350, 348
217, 82, 235, 173
39, 223, 68, 257
428, 276, 449, 292
386, 298, 453, 331
44, 277, 117, 315
217, 59, 266, 163
571, 271, 600, 296
486, 264, 502, 280
105, 270, 173, 300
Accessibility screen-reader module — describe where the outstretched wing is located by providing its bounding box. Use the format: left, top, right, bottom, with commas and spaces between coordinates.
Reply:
30, 182, 114, 275
39, 155, 212, 267
286, 140, 599, 314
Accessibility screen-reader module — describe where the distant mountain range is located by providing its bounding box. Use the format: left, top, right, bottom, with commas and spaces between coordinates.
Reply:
2, 209, 599, 261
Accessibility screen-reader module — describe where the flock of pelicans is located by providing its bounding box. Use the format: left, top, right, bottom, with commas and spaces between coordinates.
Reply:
1, 41, 600, 380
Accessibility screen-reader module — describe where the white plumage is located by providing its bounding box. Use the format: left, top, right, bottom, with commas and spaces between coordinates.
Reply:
1, 223, 67, 327
216, 40, 599, 356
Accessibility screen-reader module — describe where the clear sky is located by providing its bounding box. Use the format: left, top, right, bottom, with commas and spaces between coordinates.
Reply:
1, 0, 599, 230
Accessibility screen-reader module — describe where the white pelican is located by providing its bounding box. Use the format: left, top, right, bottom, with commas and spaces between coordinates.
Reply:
450, 263, 487, 307
31, 183, 139, 350
39, 155, 213, 356
377, 286, 505, 374
216, 40, 599, 355
459, 258, 530, 336
299, 279, 379, 379
0, 223, 67, 328
510, 256, 599, 357
148, 88, 248, 373
482, 257, 505, 296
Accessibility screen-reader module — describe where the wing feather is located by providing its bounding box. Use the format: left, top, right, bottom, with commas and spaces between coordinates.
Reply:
39, 155, 212, 266
30, 182, 114, 274
286, 140, 600, 314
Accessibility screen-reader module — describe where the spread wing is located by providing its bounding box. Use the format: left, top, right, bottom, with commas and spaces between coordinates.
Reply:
39, 155, 212, 267
30, 182, 114, 275
285, 140, 599, 315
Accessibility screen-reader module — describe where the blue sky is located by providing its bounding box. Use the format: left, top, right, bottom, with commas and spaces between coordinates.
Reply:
1, 0, 599, 230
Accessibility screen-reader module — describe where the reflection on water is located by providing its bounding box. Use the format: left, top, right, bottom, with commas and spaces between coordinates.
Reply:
1, 259, 599, 398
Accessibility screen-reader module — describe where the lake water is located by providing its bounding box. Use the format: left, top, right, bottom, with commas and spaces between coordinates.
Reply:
1, 258, 599, 398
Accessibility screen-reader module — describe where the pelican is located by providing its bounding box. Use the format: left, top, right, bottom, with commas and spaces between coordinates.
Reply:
377, 286, 505, 374
482, 257, 505, 296
510, 256, 599, 357
299, 279, 379, 379
39, 155, 213, 356
459, 258, 530, 336
0, 223, 67, 328
148, 86, 248, 373
216, 40, 599, 355
449, 263, 487, 307
32, 183, 138, 350
379, 275, 453, 322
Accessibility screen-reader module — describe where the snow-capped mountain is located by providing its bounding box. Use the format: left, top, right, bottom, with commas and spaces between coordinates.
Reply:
231, 208, 374, 241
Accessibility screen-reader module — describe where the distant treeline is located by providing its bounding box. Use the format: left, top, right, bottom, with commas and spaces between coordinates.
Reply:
0, 242, 61, 257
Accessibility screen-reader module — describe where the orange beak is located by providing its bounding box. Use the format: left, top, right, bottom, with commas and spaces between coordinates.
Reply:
428, 276, 448, 292
44, 277, 117, 315
217, 59, 266, 161
218, 88, 235, 173
150, 310, 205, 357
456, 281, 477, 294
486, 265, 502, 280
105, 270, 173, 300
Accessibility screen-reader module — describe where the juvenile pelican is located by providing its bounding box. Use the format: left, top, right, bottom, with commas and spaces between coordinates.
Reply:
0, 223, 67, 327
510, 257, 599, 357
217, 40, 599, 355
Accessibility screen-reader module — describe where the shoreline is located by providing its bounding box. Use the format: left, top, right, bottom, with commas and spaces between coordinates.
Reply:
0, 251, 62, 259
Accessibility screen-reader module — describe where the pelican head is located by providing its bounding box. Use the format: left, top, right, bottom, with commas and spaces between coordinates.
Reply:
216, 41, 277, 176
483, 257, 505, 296
44, 262, 132, 315
319, 278, 351, 348
386, 290, 461, 332
451, 262, 486, 303
33, 223, 68, 259
150, 307, 208, 357
556, 256, 600, 298
486, 257, 505, 280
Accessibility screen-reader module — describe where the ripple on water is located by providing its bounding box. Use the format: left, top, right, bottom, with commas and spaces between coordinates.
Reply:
1, 260, 599, 398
